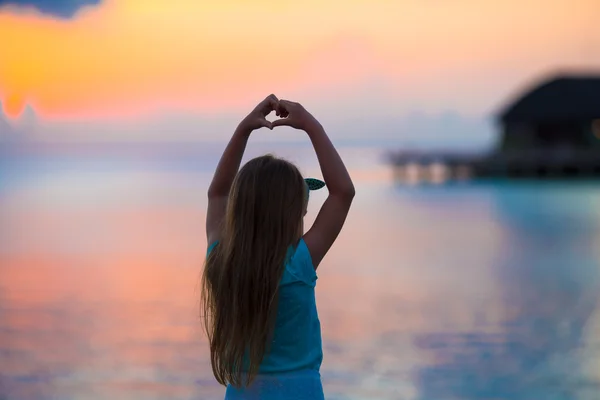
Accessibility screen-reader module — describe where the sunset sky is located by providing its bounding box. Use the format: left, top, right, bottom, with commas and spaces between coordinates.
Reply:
0, 0, 599, 144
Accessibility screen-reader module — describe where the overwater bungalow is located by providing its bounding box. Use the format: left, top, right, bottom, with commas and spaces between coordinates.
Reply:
389, 74, 600, 183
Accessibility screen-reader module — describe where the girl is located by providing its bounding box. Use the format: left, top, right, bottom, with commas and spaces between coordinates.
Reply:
201, 94, 355, 399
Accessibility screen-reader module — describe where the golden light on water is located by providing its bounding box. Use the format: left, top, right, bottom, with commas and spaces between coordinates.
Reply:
405, 163, 422, 185
429, 162, 450, 184
394, 162, 459, 185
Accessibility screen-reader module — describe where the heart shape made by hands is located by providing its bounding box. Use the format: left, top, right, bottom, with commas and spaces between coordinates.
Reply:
248, 95, 291, 130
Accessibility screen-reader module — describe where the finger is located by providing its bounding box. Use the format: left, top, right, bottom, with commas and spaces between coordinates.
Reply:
271, 118, 290, 128
260, 119, 273, 130
278, 100, 293, 114
275, 103, 285, 116
282, 99, 301, 108
256, 94, 278, 115
266, 94, 279, 108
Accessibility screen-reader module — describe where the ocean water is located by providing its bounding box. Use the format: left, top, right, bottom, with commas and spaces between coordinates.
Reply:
1, 143, 600, 400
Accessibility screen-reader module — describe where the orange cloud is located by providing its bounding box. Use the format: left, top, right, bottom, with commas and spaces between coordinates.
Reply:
0, 0, 598, 121
2, 92, 26, 118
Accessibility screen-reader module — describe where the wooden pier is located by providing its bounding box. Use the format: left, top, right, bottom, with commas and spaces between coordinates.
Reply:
387, 149, 600, 184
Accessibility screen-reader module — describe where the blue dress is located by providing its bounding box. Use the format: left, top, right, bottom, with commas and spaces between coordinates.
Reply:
206, 239, 324, 400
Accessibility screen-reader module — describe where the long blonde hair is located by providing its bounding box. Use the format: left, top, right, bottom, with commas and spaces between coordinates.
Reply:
201, 154, 307, 387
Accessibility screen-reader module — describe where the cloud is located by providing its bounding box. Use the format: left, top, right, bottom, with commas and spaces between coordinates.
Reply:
0, 0, 101, 18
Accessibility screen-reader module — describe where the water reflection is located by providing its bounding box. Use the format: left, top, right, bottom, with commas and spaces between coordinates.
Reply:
413, 183, 600, 400
1, 156, 600, 400
0, 166, 221, 400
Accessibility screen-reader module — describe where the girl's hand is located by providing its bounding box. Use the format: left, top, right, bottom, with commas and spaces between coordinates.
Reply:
271, 100, 320, 132
239, 94, 280, 132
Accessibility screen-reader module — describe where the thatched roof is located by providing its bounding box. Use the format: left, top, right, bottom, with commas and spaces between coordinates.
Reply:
498, 74, 600, 124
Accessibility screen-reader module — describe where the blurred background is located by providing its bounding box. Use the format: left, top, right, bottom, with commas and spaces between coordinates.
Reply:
1, 1, 600, 399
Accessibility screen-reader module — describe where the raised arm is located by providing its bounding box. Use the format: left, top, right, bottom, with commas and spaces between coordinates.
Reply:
272, 100, 355, 268
206, 94, 279, 246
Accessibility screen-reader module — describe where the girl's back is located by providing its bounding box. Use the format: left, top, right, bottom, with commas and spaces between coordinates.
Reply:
207, 239, 322, 375
202, 95, 355, 400
217, 239, 324, 399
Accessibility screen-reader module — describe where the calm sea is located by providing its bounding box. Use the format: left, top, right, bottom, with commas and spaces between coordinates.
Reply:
1, 142, 600, 400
